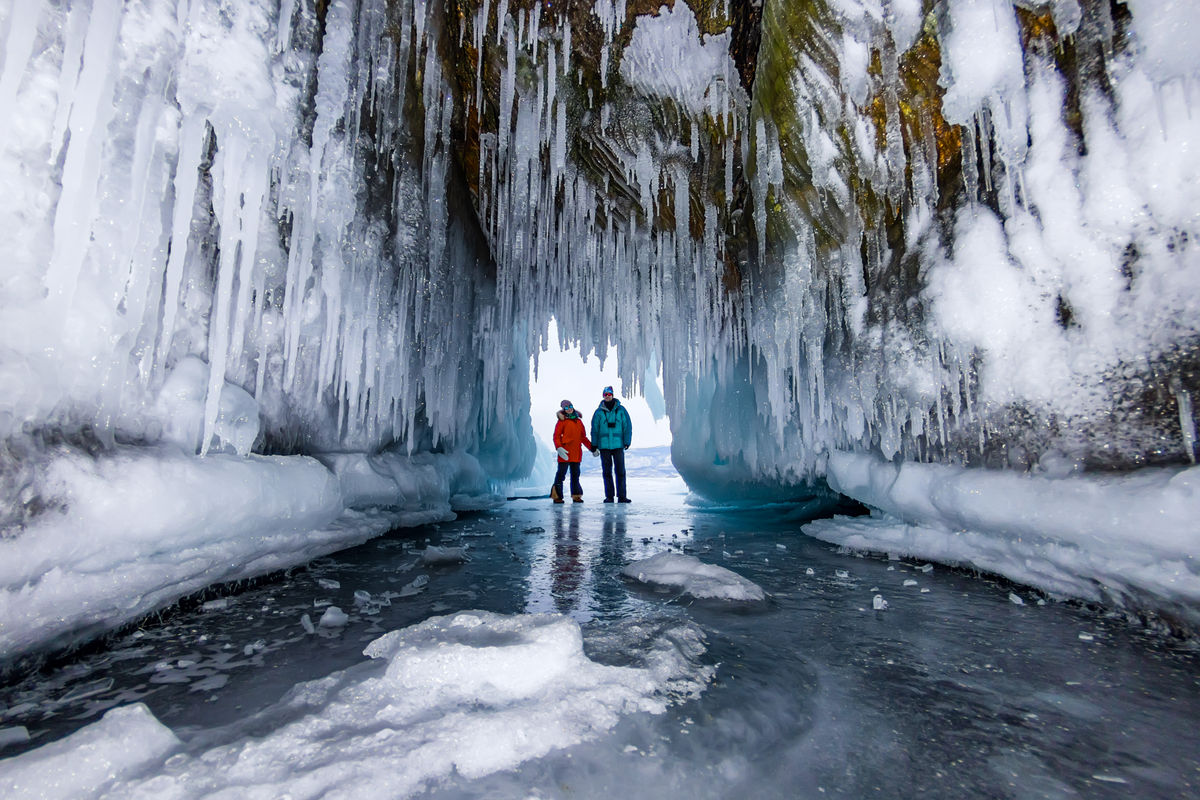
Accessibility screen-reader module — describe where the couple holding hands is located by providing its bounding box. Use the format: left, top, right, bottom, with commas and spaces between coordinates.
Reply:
551, 386, 632, 504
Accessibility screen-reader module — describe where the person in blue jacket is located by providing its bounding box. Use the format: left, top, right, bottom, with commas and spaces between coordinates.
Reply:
590, 386, 633, 503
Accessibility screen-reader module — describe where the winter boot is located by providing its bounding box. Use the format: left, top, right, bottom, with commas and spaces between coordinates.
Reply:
551, 485, 563, 504
572, 494, 583, 503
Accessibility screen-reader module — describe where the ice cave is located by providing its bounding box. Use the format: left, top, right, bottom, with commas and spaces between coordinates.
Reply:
1, 0, 1199, 797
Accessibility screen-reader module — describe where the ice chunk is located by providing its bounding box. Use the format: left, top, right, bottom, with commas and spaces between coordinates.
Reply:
872, 594, 888, 611
422, 545, 470, 565
903, 579, 918, 587
156, 356, 261, 457
317, 578, 341, 590
623, 552, 765, 601
0, 704, 178, 798
354, 589, 373, 605
318, 607, 349, 627
398, 575, 430, 597
300, 613, 315, 634
0, 726, 30, 747
1008, 593, 1025, 606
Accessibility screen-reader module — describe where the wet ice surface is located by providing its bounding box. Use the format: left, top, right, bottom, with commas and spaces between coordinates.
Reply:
2, 474, 1200, 799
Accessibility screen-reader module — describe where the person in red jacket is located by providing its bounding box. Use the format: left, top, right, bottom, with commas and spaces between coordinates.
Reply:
551, 400, 595, 503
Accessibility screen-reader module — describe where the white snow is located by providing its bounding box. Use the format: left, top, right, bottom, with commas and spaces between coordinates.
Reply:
623, 552, 766, 601
0, 446, 500, 662
806, 451, 1200, 621
0, 611, 712, 798
619, 1, 744, 119
0, 704, 179, 800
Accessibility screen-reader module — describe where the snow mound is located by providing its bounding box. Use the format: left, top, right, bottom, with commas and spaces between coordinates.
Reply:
622, 552, 766, 601
0, 704, 178, 800
813, 451, 1200, 621
0, 446, 500, 664
0, 611, 711, 798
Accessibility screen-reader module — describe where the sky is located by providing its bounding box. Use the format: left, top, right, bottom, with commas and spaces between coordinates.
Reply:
528, 320, 673, 450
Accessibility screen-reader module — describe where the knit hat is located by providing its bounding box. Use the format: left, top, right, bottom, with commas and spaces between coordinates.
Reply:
560, 399, 574, 410
602, 386, 614, 396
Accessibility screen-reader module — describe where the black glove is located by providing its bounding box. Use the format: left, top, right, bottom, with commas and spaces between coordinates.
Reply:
623, 445, 629, 450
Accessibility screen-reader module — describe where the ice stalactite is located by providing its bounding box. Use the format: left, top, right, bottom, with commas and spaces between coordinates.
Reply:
2, 0, 1199, 502
0, 0, 532, 477
453, 0, 1199, 496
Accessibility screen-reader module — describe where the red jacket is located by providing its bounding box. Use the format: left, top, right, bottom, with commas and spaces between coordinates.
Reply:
553, 411, 593, 462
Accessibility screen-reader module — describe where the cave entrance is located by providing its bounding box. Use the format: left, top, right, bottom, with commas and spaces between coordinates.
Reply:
528, 319, 672, 456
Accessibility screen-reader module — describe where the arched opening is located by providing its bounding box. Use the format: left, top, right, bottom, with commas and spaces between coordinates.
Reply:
510, 319, 676, 499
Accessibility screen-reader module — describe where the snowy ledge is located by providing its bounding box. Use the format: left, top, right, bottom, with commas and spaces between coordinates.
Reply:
810, 451, 1200, 625
0, 447, 502, 665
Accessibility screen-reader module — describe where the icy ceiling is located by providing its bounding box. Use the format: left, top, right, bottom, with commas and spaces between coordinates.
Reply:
1, 0, 1198, 496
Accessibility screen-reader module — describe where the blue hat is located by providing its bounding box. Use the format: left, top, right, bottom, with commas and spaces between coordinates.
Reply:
602, 386, 614, 396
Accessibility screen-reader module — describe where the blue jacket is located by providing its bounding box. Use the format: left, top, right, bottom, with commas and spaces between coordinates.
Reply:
590, 399, 632, 450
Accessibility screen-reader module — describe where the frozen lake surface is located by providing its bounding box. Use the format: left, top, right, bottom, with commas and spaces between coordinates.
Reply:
2, 468, 1199, 798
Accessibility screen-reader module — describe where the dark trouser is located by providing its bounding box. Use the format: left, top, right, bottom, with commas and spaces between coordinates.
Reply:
553, 461, 582, 497
599, 448, 627, 500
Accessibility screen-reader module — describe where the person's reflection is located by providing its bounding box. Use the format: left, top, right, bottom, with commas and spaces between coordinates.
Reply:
593, 508, 628, 618
551, 505, 584, 613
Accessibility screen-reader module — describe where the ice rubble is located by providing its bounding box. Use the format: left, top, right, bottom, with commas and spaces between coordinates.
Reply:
0, 611, 712, 799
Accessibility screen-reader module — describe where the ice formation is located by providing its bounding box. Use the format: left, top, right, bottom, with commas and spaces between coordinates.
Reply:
1, 0, 1199, 656
0, 611, 712, 798
623, 551, 766, 601
806, 450, 1200, 623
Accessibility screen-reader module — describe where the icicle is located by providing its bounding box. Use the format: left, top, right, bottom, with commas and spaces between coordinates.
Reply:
977, 110, 993, 194
961, 119, 979, 203
724, 135, 734, 209
227, 150, 268, 372
275, 0, 297, 54
0, 0, 45, 127
1172, 377, 1198, 464
43, 0, 122, 318
200, 134, 249, 456
498, 31, 515, 158
881, 39, 905, 205
530, 2, 540, 63
554, 93, 567, 172
562, 19, 571, 74
674, 165, 690, 246
155, 115, 208, 374
116, 74, 170, 360
49, 1, 89, 164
